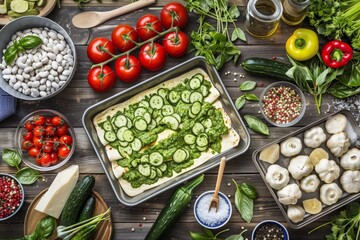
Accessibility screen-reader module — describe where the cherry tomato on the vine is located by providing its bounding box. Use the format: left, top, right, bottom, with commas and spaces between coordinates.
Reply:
56, 124, 69, 137
33, 136, 43, 149
33, 126, 45, 137
43, 142, 54, 153
163, 31, 189, 57
58, 146, 71, 159
50, 152, 59, 165
136, 14, 163, 41
87, 37, 116, 63
23, 131, 34, 141
21, 140, 33, 150
33, 115, 45, 126
60, 135, 73, 145
114, 55, 142, 83
45, 125, 56, 136
111, 24, 138, 52
139, 43, 166, 72
88, 65, 116, 92
28, 147, 40, 158
51, 116, 64, 127
160, 2, 188, 29
40, 153, 52, 167
45, 117, 52, 125
24, 121, 34, 131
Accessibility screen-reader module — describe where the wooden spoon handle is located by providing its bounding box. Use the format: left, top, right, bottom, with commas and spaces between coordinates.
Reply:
213, 157, 226, 196
104, 0, 156, 20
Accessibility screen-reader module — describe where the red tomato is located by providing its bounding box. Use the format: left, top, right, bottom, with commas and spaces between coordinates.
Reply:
114, 55, 141, 83
40, 153, 51, 167
60, 135, 73, 145
50, 152, 59, 165
160, 2, 188, 29
56, 125, 69, 136
163, 31, 189, 57
136, 14, 162, 41
35, 154, 42, 165
111, 24, 138, 52
23, 131, 34, 141
139, 43, 166, 72
87, 37, 116, 63
51, 116, 64, 127
45, 117, 52, 125
28, 147, 40, 158
58, 146, 71, 158
24, 121, 34, 131
52, 136, 60, 150
33, 136, 43, 149
21, 140, 33, 150
33, 126, 45, 137
45, 125, 56, 136
88, 66, 116, 92
33, 115, 45, 126
43, 142, 54, 153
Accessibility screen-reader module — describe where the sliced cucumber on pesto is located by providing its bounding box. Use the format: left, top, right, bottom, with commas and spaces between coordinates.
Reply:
138, 164, 151, 177
181, 90, 191, 103
149, 168, 157, 179
196, 133, 208, 147
168, 90, 180, 104
149, 152, 164, 166
192, 73, 204, 83
134, 107, 147, 117
116, 127, 128, 141
161, 116, 179, 130
143, 112, 152, 124
131, 138, 143, 152
150, 95, 164, 109
134, 118, 148, 131
141, 155, 149, 163
131, 159, 139, 168
159, 163, 167, 172
184, 134, 196, 145
190, 92, 203, 103
173, 148, 188, 163
200, 85, 209, 97
156, 168, 163, 178
104, 131, 116, 142
123, 129, 135, 142
102, 121, 113, 131
139, 100, 150, 108
192, 122, 205, 135
114, 115, 128, 128
157, 88, 168, 99
161, 104, 174, 116
189, 77, 202, 90
147, 119, 157, 130
172, 113, 181, 123
202, 118, 213, 128
191, 101, 202, 115
119, 140, 129, 147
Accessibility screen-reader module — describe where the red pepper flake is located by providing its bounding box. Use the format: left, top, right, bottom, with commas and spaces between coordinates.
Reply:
262, 85, 302, 124
139, 223, 143, 227
258, 82, 265, 87
272, 56, 277, 60
0, 176, 23, 219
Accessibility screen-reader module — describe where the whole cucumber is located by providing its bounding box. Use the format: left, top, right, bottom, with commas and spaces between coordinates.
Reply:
78, 196, 96, 222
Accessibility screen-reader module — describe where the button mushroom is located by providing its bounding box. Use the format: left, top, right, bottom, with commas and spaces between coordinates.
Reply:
300, 174, 320, 193
280, 137, 302, 157
325, 113, 348, 134
315, 158, 340, 183
340, 170, 360, 193
320, 183, 343, 205
340, 148, 360, 170
304, 126, 327, 148
326, 132, 351, 157
288, 155, 313, 180
277, 183, 302, 205
287, 205, 305, 223
265, 164, 290, 190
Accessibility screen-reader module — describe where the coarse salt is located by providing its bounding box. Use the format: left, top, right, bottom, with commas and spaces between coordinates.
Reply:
195, 193, 230, 227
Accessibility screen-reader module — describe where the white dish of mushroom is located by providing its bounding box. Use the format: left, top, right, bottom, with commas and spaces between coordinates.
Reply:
253, 110, 360, 229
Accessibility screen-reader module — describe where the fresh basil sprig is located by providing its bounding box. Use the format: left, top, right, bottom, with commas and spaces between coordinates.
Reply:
16, 167, 42, 185
234, 93, 259, 110
240, 81, 256, 91
4, 35, 42, 65
233, 179, 258, 223
243, 115, 269, 135
2, 148, 21, 170
190, 228, 246, 240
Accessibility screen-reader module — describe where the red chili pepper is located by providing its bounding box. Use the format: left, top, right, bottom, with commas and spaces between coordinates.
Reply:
321, 40, 353, 68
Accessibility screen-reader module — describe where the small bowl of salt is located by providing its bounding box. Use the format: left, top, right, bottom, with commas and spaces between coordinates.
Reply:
194, 190, 232, 229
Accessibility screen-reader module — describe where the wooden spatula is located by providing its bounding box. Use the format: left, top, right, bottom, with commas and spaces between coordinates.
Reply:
72, 0, 155, 29
208, 157, 226, 212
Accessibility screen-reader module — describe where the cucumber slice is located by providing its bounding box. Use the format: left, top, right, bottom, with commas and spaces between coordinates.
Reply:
157, 88, 168, 98
123, 129, 135, 142
184, 134, 196, 145
138, 164, 151, 177
191, 101, 202, 115
0, 4, 7, 14
192, 122, 205, 135
114, 115, 128, 128
119, 140, 129, 147
173, 148, 187, 163
197, 145, 208, 152
172, 113, 181, 123
189, 77, 201, 90
159, 163, 167, 172
196, 133, 209, 147
134, 107, 147, 117
190, 92, 203, 103
104, 131, 116, 142
147, 119, 157, 130
193, 73, 204, 82
156, 168, 163, 178
143, 112, 152, 124
161, 116, 179, 130
10, 0, 28, 13
203, 118, 213, 128
168, 90, 180, 104
140, 155, 149, 163
181, 90, 191, 103
116, 127, 128, 141
139, 100, 150, 108
123, 145, 133, 156
161, 104, 174, 116
188, 109, 197, 119
134, 118, 148, 131
36, 0, 46, 7
149, 169, 157, 179
200, 85, 209, 97
131, 138, 143, 152
156, 116, 163, 124
149, 152, 164, 166
131, 159, 139, 168
149, 95, 164, 109
126, 117, 133, 129
184, 148, 190, 160
118, 146, 131, 158
102, 121, 112, 131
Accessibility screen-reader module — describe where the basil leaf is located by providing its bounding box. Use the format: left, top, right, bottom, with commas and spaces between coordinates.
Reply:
235, 96, 246, 110
225, 230, 247, 240
233, 180, 254, 223
4, 44, 19, 65
33, 216, 57, 239
2, 148, 21, 169
231, 27, 246, 42
240, 183, 258, 200
239, 81, 256, 91
228, 5, 240, 19
189, 232, 210, 240
328, 82, 360, 98
244, 115, 269, 135
18, 35, 43, 50
15, 167, 42, 185
244, 93, 259, 101
203, 228, 214, 237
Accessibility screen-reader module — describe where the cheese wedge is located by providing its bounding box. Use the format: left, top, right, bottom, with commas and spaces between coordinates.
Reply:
35, 165, 79, 218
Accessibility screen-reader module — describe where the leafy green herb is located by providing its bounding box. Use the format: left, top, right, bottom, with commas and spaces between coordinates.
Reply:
4, 35, 42, 64
225, 230, 247, 240
309, 202, 360, 240
232, 179, 257, 223
2, 148, 21, 170
328, 81, 360, 98
190, 228, 246, 240
15, 167, 42, 185
239, 81, 256, 91
235, 95, 246, 110
243, 115, 269, 135
185, 0, 246, 70
239, 183, 258, 200
244, 93, 259, 101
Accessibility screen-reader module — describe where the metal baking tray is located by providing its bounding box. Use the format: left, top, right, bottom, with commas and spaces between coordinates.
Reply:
82, 56, 251, 206
252, 110, 360, 229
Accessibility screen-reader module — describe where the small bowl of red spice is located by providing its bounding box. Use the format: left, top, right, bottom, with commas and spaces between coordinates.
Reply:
0, 173, 25, 221
260, 82, 306, 127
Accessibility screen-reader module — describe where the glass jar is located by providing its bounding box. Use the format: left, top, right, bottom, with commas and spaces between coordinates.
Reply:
282, 0, 310, 25
245, 0, 283, 38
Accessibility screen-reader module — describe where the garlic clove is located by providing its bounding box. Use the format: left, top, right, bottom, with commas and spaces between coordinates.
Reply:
320, 183, 343, 205
340, 170, 360, 193
340, 148, 360, 170
287, 205, 305, 223
300, 174, 320, 193
280, 137, 302, 157
265, 164, 290, 190
325, 113, 347, 134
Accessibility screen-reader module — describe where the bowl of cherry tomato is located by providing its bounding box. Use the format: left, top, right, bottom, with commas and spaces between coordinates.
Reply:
15, 109, 75, 171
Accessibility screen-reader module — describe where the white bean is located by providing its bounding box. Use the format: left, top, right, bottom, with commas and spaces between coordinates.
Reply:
50, 69, 58, 76
59, 81, 66, 86
10, 76, 17, 84
40, 79, 46, 84
23, 89, 31, 95
51, 61, 58, 70
2, 75, 11, 80
11, 65, 18, 74
62, 70, 71, 76
13, 81, 21, 90
31, 89, 40, 97
24, 66, 33, 73
39, 85, 46, 91
59, 75, 67, 81
57, 66, 63, 73
47, 53, 56, 60
39, 71, 49, 78
40, 91, 47, 97
44, 65, 52, 71
2, 68, 11, 75
32, 81, 40, 88
51, 82, 59, 89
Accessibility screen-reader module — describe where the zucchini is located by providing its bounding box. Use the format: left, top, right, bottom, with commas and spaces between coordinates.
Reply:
241, 58, 293, 82
60, 175, 95, 226
78, 196, 96, 222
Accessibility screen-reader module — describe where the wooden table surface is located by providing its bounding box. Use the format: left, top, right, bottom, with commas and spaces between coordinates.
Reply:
1, 0, 357, 239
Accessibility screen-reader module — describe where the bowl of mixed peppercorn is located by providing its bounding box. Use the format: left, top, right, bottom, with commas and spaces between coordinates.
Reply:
252, 220, 289, 240
0, 173, 25, 221
260, 81, 306, 127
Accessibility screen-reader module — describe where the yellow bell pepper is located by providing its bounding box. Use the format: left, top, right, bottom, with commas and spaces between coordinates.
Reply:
286, 29, 319, 61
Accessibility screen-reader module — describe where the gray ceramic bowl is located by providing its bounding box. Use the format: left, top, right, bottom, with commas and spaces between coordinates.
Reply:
0, 16, 77, 100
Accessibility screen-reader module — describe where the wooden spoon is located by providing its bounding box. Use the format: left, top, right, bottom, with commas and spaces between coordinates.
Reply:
72, 0, 155, 29
208, 157, 226, 212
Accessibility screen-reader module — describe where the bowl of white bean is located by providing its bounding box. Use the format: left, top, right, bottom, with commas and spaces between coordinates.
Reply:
0, 16, 77, 100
